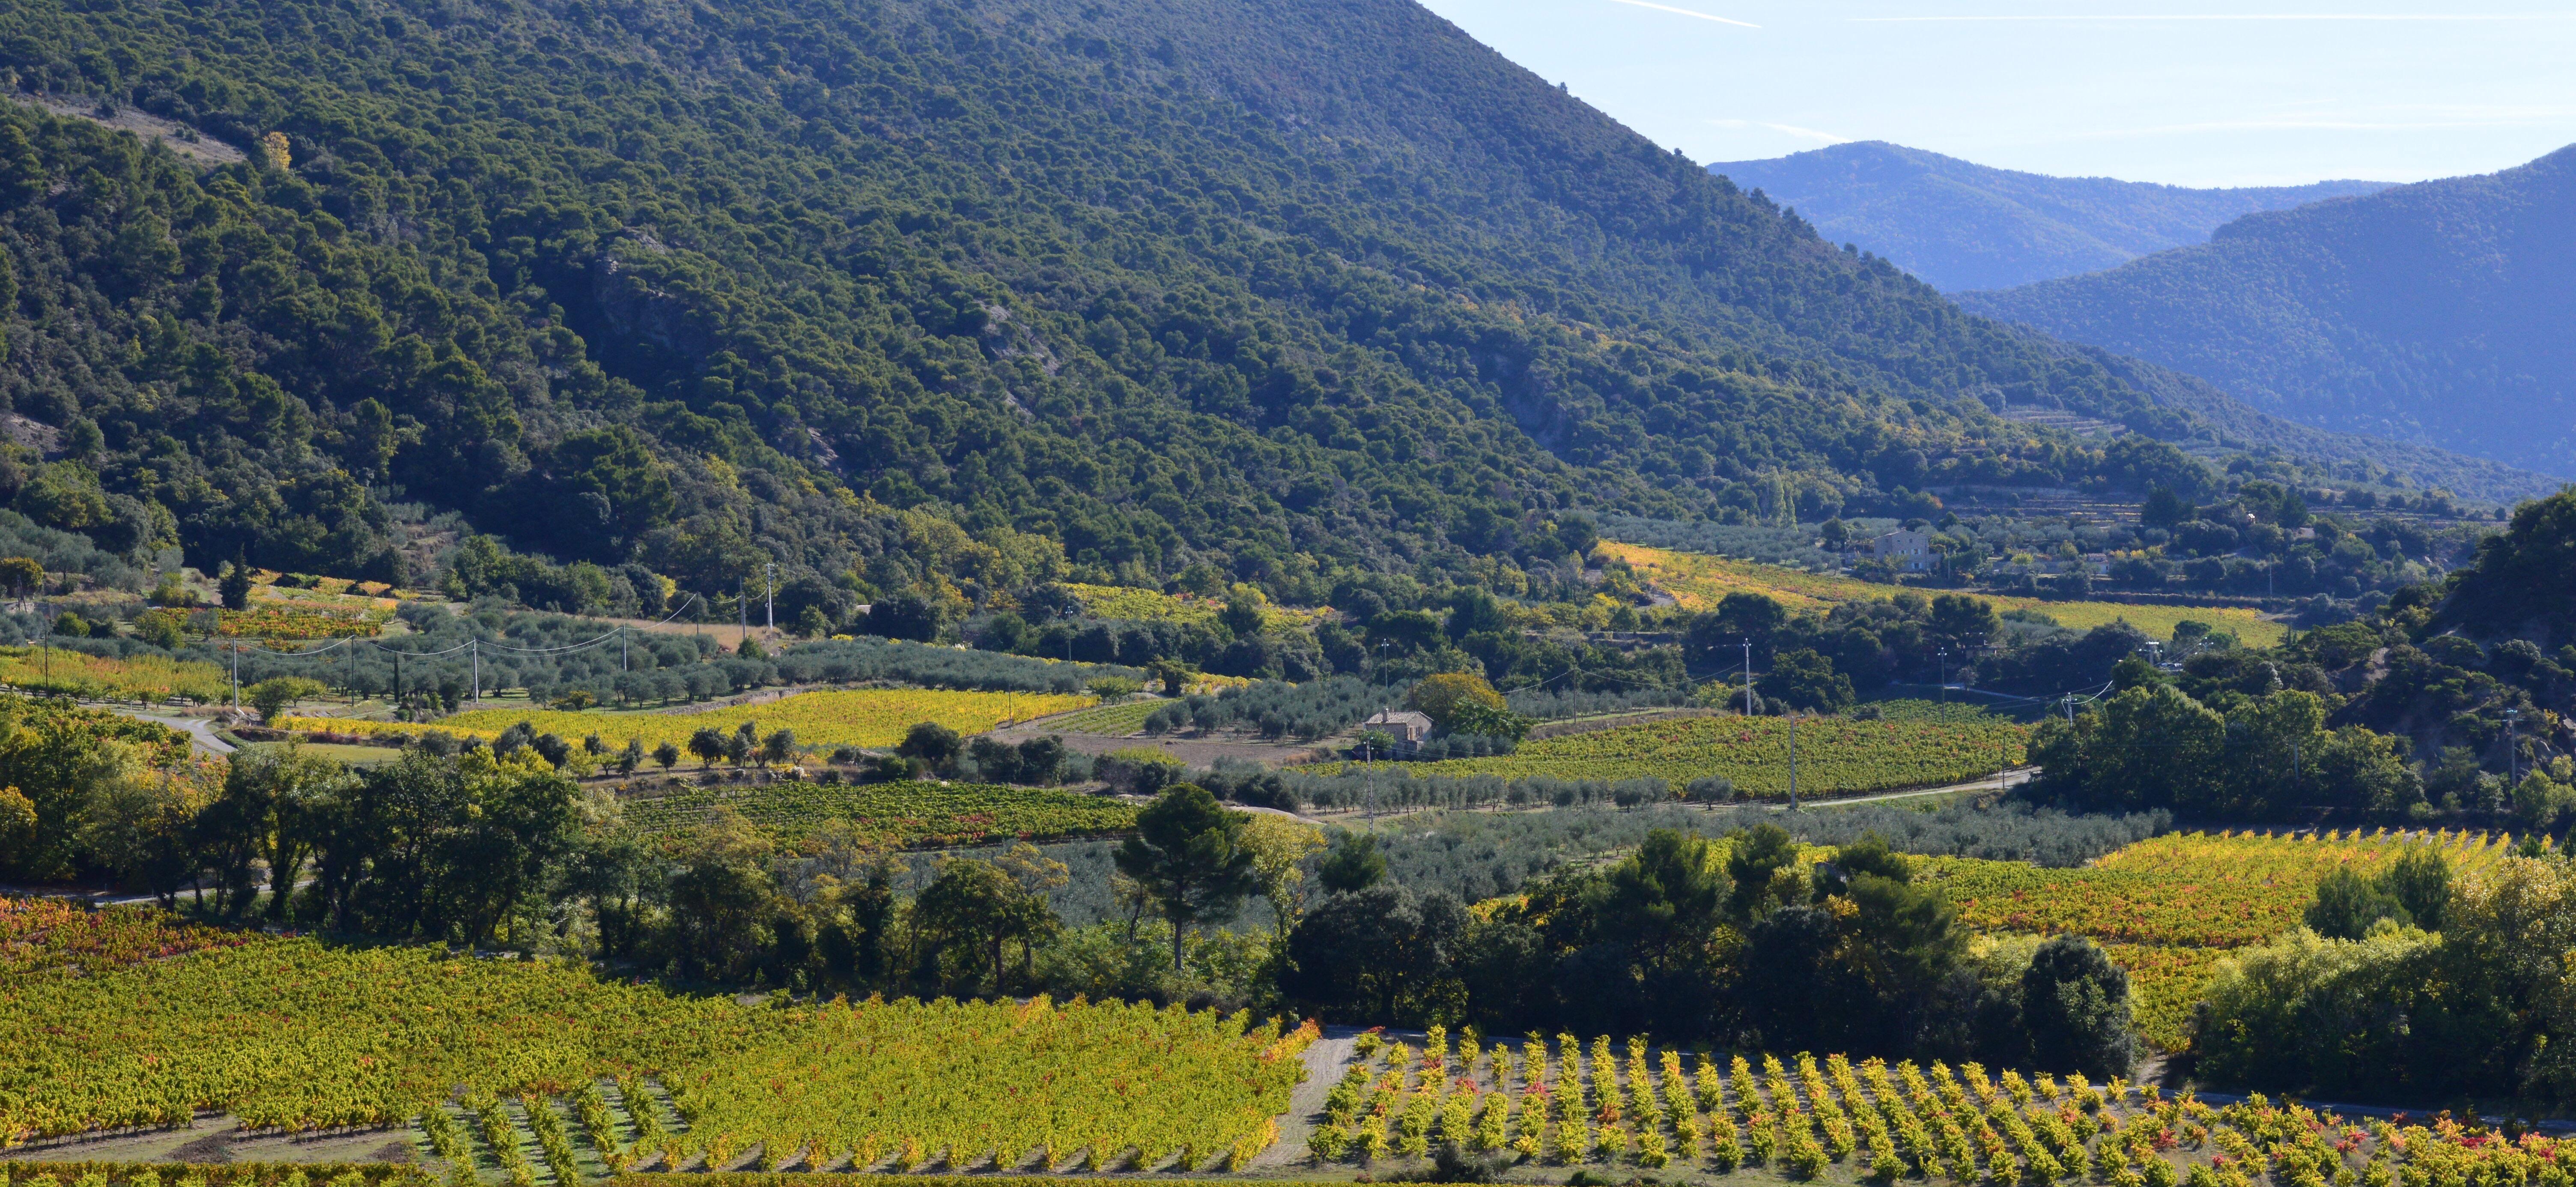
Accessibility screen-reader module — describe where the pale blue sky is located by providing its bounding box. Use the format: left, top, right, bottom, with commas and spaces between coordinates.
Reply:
1417, 0, 2576, 186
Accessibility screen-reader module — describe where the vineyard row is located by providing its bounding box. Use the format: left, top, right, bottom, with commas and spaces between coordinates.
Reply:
1305, 1027, 2563, 1187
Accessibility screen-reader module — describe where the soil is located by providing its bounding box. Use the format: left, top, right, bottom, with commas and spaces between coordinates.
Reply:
1, 1116, 419, 1166
3, 94, 248, 168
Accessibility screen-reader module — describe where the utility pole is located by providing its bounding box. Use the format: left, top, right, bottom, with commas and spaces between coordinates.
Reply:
763, 562, 776, 632
1743, 639, 1754, 715
2506, 708, 2522, 786
2063, 693, 2078, 725
1364, 736, 1377, 820
1938, 647, 1950, 703
471, 639, 481, 707
620, 625, 629, 672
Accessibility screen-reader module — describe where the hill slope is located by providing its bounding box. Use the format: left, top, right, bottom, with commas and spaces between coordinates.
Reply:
0, 0, 2516, 617
0, 0, 2223, 604
1959, 146, 2576, 479
1708, 142, 2388, 292
2007, 331, 2559, 505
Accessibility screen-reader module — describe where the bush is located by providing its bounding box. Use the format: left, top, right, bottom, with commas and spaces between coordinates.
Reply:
2020, 935, 2138, 1078
1505, 685, 1694, 720
1409, 673, 1504, 730
131, 608, 186, 649
896, 721, 962, 765
2193, 925, 2439, 1094
246, 676, 325, 723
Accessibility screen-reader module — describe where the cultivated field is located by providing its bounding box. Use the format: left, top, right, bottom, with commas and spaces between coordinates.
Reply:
1599, 542, 2287, 646
1308, 703, 2027, 799
280, 688, 1094, 753
619, 780, 1137, 849
0, 906, 1311, 1171
1922, 828, 2515, 1048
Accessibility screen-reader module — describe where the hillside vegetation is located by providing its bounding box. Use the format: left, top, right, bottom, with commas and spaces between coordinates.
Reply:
1961, 145, 2576, 477
0, 0, 2495, 626
1708, 141, 2387, 292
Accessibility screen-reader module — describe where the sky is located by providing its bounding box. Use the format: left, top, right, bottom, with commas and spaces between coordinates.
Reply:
1415, 0, 2576, 187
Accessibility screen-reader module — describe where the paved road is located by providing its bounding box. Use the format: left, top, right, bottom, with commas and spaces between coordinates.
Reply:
1771, 766, 2036, 809
98, 705, 236, 753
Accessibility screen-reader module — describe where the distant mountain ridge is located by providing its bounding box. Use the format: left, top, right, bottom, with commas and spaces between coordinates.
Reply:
1706, 142, 2388, 292
1959, 145, 2576, 479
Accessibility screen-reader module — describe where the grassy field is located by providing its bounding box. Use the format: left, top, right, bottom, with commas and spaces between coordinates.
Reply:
282, 688, 1094, 752
1599, 541, 2287, 646
1305, 702, 2026, 798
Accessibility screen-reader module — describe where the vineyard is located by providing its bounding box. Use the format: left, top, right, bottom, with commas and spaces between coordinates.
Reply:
1060, 584, 1330, 630
278, 689, 1094, 753
0, 899, 254, 977
202, 578, 417, 640
1037, 698, 1165, 736
0, 927, 753, 1140
0, 904, 1311, 1175
1923, 829, 2516, 1048
1598, 541, 2286, 646
1298, 1026, 2557, 1187
1328, 708, 2027, 798
656, 1000, 1315, 1172
0, 646, 229, 703
0, 1167, 429, 1187
619, 781, 1137, 849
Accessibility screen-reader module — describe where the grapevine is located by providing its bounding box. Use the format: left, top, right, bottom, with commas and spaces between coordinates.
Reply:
283, 688, 1092, 753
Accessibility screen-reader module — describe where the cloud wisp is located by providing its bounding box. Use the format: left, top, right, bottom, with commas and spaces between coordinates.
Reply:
1849, 12, 2576, 21
1606, 0, 1761, 28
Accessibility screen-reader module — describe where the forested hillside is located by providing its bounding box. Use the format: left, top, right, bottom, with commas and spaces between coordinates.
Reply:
2018, 332, 2556, 506
1962, 145, 2576, 478
0, 0, 2440, 615
1707, 142, 2387, 292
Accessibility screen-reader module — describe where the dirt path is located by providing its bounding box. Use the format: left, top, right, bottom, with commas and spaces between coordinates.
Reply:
1770, 766, 2035, 808
1250, 1028, 1364, 1169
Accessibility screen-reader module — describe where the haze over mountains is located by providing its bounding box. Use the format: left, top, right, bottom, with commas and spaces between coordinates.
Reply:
1961, 146, 2576, 478
1707, 143, 2388, 293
